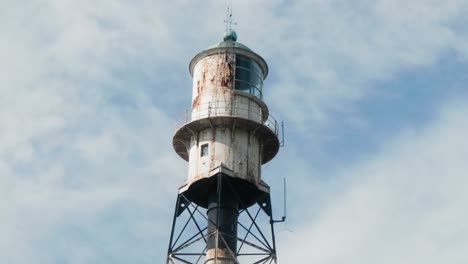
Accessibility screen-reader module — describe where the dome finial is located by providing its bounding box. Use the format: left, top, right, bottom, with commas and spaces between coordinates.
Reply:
224, 30, 237, 42
223, 2, 237, 41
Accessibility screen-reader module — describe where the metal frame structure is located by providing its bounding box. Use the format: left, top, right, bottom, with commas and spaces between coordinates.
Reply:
166, 173, 278, 264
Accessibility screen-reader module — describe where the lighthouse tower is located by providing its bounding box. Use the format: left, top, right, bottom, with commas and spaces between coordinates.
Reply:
167, 26, 282, 264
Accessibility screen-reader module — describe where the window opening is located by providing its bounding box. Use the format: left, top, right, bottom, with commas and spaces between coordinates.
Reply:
200, 143, 209, 157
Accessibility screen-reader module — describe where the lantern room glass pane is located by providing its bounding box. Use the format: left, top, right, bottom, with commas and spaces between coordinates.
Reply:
234, 55, 263, 99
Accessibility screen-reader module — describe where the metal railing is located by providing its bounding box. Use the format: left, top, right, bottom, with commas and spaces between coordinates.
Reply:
234, 79, 263, 99
264, 114, 279, 136
175, 100, 280, 137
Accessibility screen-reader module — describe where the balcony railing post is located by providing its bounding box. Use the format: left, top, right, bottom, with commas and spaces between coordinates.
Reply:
176, 101, 281, 140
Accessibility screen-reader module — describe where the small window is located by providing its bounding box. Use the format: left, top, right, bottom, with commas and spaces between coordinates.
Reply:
200, 143, 209, 157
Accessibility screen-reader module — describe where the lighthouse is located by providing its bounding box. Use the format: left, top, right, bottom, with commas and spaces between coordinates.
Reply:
166, 26, 282, 264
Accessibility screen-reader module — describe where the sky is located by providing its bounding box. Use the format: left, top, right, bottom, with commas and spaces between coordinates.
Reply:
1, 0, 468, 263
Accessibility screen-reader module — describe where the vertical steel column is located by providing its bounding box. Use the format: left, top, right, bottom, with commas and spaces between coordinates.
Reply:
205, 174, 239, 264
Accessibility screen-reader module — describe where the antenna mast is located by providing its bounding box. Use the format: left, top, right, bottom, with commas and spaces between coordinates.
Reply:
224, 1, 237, 32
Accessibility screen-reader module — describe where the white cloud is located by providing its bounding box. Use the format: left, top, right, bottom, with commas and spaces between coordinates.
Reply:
1, 0, 468, 262
277, 99, 468, 263
0, 1, 189, 262
250, 0, 468, 125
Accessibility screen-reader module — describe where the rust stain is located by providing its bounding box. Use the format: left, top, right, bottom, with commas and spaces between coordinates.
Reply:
192, 80, 202, 108
192, 61, 209, 108
202, 70, 206, 84
220, 61, 232, 88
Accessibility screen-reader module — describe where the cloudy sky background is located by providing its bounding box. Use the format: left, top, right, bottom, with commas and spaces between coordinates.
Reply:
1, 0, 468, 263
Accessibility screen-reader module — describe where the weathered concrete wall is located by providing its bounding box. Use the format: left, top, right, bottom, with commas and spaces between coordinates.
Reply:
187, 127, 261, 186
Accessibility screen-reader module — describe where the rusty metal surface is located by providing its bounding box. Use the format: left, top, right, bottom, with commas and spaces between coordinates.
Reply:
192, 54, 235, 109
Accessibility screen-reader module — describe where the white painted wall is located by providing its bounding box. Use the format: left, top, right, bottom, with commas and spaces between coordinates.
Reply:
187, 127, 261, 186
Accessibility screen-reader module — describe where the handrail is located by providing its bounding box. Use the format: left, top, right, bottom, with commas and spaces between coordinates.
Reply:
264, 114, 279, 136
174, 101, 280, 137
234, 79, 263, 99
